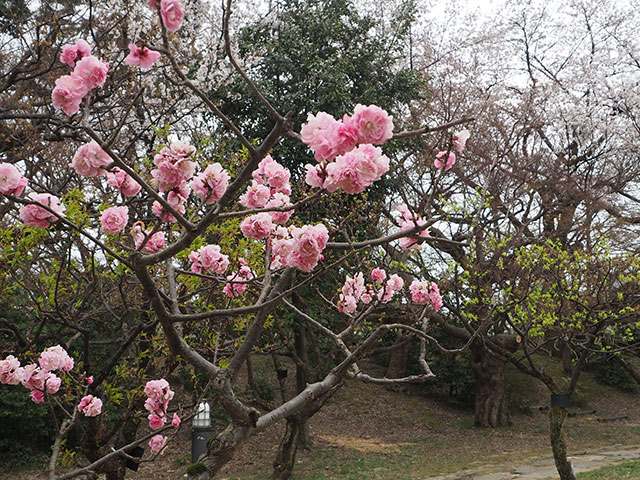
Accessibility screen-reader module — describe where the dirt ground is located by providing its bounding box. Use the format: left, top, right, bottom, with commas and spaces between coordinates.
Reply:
8, 361, 640, 480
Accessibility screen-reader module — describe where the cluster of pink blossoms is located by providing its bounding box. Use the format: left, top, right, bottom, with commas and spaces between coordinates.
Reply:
77, 395, 103, 417
189, 244, 230, 275
337, 268, 404, 314
270, 224, 329, 272
106, 167, 142, 197
434, 129, 471, 171
223, 258, 256, 297
130, 221, 166, 254
302, 105, 392, 194
52, 40, 109, 116
150, 141, 196, 223
0, 164, 63, 230
397, 204, 430, 250
192, 163, 230, 205
239, 155, 293, 226
144, 378, 180, 452
409, 280, 443, 312
0, 346, 101, 413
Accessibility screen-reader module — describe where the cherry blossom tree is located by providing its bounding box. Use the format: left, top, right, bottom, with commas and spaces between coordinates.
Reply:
0, 1, 471, 479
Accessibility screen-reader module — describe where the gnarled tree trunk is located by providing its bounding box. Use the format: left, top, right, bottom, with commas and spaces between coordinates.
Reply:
471, 346, 510, 427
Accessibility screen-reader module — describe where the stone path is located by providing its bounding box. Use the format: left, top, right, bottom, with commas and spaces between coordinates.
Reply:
430, 445, 640, 479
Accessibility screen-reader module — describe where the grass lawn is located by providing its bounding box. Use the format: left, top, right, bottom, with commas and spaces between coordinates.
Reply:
579, 460, 640, 479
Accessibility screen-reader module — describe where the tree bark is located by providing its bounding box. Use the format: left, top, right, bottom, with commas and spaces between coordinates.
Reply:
549, 407, 577, 480
471, 346, 510, 427
272, 416, 303, 480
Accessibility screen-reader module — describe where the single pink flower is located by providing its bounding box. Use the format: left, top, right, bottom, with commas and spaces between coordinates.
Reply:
73, 55, 109, 90
59, 39, 92, 67
160, 0, 184, 32
148, 413, 166, 430
240, 213, 273, 240
434, 151, 456, 171
131, 222, 166, 254
39, 345, 74, 372
172, 413, 181, 428
453, 129, 471, 153
51, 74, 88, 116
19, 193, 65, 228
0, 163, 26, 195
77, 395, 103, 417
125, 44, 162, 69
30, 389, 45, 404
71, 141, 111, 177
100, 206, 129, 235
351, 104, 394, 144
371, 267, 386, 284
149, 434, 167, 453
239, 180, 271, 209
189, 244, 229, 275
45, 373, 61, 394
86, 375, 94, 384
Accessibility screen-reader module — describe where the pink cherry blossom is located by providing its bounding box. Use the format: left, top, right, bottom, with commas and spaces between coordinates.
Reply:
0, 163, 28, 196
223, 259, 255, 297
160, 0, 184, 32
371, 267, 386, 284
239, 180, 271, 209
397, 204, 429, 250
287, 224, 328, 272
300, 112, 336, 148
131, 222, 166, 254
252, 155, 291, 195
191, 163, 229, 204
45, 373, 61, 394
39, 345, 74, 372
453, 129, 471, 152
86, 375, 94, 384
100, 206, 129, 235
60, 39, 91, 67
339, 294, 358, 314
304, 163, 325, 188
71, 141, 112, 177
51, 74, 88, 116
73, 55, 109, 90
189, 244, 229, 275
77, 395, 103, 417
341, 273, 366, 301
151, 141, 196, 192
324, 144, 389, 194
106, 167, 142, 197
265, 193, 293, 225
148, 413, 166, 430
125, 44, 162, 69
144, 379, 174, 404
0, 355, 24, 385
377, 274, 404, 303
434, 151, 456, 171
19, 193, 65, 228
172, 413, 181, 428
351, 104, 394, 144
410, 280, 443, 311
152, 188, 189, 223
240, 213, 274, 240
149, 434, 167, 453
30, 390, 45, 404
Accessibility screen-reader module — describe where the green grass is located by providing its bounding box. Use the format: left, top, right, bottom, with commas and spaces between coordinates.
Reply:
578, 460, 640, 479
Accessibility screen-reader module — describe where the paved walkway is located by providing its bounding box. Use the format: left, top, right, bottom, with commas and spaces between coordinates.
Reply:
430, 445, 640, 479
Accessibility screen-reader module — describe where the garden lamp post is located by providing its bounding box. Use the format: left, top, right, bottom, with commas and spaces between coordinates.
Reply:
191, 401, 212, 463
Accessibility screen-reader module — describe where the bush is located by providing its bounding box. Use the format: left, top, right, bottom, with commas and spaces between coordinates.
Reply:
589, 354, 637, 392
0, 386, 54, 469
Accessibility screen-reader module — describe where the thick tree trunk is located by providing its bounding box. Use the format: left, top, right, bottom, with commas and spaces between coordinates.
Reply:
549, 407, 577, 480
471, 347, 510, 427
272, 416, 303, 480
385, 332, 412, 379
